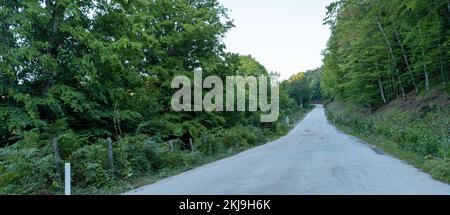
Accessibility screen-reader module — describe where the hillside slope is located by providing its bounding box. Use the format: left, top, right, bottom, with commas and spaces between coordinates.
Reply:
326, 87, 450, 183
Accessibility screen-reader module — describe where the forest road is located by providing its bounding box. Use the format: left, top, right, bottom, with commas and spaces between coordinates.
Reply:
124, 105, 450, 195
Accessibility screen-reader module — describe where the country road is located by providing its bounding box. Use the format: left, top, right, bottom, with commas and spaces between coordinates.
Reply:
125, 105, 450, 195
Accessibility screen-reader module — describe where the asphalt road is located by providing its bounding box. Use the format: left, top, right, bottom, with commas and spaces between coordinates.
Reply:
125, 105, 450, 195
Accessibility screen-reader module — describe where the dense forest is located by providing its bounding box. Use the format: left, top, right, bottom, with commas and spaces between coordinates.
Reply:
4, 0, 447, 195
322, 0, 450, 182
322, 0, 449, 108
0, 0, 318, 194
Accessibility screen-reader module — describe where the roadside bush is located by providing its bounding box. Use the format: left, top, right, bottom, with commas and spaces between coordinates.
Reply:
149, 140, 190, 170
0, 109, 307, 194
113, 135, 151, 179
326, 100, 450, 183
0, 129, 62, 194
180, 151, 203, 168
223, 126, 264, 150
275, 122, 289, 134
439, 138, 450, 159
149, 144, 203, 171
69, 143, 113, 188
0, 146, 54, 194
195, 130, 225, 156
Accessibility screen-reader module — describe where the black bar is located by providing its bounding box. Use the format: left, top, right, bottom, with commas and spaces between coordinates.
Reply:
0, 195, 447, 214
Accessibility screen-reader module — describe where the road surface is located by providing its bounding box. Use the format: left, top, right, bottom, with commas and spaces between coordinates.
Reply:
125, 105, 450, 195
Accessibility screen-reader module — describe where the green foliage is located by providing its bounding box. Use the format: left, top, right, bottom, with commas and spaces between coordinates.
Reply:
0, 147, 54, 195
322, 1, 449, 184
322, 0, 449, 108
223, 126, 265, 150
112, 135, 152, 179
69, 143, 113, 188
195, 129, 225, 156
326, 97, 450, 159
326, 93, 450, 182
0, 0, 316, 194
149, 144, 200, 171
282, 68, 323, 108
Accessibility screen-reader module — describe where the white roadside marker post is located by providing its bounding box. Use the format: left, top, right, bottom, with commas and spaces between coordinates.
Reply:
65, 163, 71, 195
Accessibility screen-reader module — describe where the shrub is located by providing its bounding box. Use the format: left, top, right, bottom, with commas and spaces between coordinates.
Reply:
275, 122, 289, 134
223, 126, 264, 150
195, 130, 225, 156
68, 143, 113, 188
148, 140, 185, 170
0, 129, 58, 194
0, 146, 55, 194
327, 101, 450, 161
113, 135, 151, 179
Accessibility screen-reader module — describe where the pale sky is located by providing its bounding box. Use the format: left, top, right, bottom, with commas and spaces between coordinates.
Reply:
219, 0, 334, 80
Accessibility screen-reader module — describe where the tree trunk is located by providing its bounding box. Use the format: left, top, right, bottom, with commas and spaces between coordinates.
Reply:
377, 16, 396, 67
374, 62, 387, 104
396, 69, 406, 100
53, 137, 62, 186
113, 101, 122, 138
388, 72, 395, 100
440, 56, 446, 84
378, 77, 387, 104
422, 51, 430, 91
447, 1, 450, 23
439, 44, 447, 84
169, 140, 174, 152
419, 26, 430, 91
377, 16, 406, 100
394, 29, 419, 95
43, 0, 62, 95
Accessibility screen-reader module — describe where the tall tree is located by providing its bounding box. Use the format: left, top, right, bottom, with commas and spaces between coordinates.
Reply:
322, 0, 449, 108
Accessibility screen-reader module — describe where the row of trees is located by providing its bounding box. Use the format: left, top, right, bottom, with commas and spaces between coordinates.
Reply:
0, 0, 313, 193
322, 0, 449, 108
0, 0, 236, 147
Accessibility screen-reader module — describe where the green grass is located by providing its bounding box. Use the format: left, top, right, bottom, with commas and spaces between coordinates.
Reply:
331, 121, 450, 184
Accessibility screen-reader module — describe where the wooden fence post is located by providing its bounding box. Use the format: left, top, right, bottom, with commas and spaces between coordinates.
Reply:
189, 138, 194, 152
107, 137, 116, 175
203, 134, 210, 154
